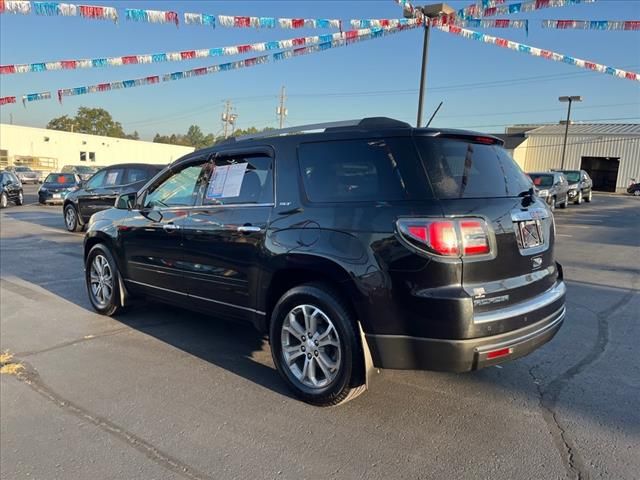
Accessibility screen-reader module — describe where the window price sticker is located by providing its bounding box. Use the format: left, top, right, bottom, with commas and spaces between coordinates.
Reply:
206, 163, 247, 199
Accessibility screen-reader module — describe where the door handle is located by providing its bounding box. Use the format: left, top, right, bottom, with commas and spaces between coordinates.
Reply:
163, 223, 180, 231
237, 225, 262, 233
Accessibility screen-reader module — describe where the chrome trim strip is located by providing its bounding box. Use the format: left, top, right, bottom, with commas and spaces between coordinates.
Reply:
365, 305, 565, 346
473, 281, 566, 324
151, 203, 274, 213
124, 279, 266, 316
188, 293, 266, 316
125, 279, 187, 296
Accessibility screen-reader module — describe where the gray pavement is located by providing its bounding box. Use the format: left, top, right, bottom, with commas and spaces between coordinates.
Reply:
1, 190, 639, 480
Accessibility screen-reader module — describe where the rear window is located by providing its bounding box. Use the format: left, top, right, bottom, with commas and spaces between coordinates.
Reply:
529, 174, 554, 188
45, 174, 76, 184
298, 138, 427, 203
125, 167, 152, 184
415, 137, 532, 199
562, 171, 581, 182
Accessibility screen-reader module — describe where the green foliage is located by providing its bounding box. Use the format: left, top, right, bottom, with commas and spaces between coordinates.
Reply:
46, 107, 136, 138
154, 125, 273, 149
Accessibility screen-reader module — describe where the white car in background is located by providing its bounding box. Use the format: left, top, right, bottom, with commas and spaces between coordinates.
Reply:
10, 166, 40, 184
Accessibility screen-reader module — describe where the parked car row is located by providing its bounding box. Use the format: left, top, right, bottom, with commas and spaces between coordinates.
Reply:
527, 169, 593, 210
0, 170, 24, 208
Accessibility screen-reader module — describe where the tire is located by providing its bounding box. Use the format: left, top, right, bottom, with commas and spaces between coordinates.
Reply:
560, 197, 568, 209
64, 204, 82, 232
585, 190, 592, 202
549, 197, 556, 211
574, 190, 583, 205
15, 191, 24, 206
269, 283, 366, 406
85, 244, 124, 316
634, 190, 640, 197
0, 192, 7, 209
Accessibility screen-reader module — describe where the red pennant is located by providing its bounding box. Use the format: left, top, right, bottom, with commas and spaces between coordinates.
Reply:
345, 30, 358, 39
0, 96, 17, 106
535, 0, 550, 8
495, 19, 510, 28
292, 37, 305, 46
495, 38, 509, 48
122, 56, 138, 65
625, 72, 636, 80
380, 19, 390, 27
234, 16, 250, 27
449, 25, 462, 34
483, 7, 497, 17
291, 18, 304, 29
180, 50, 196, 59
192, 68, 207, 76
237, 45, 251, 53
584, 62, 596, 70
165, 11, 179, 26
0, 0, 5, 13
624, 21, 640, 30
540, 50, 553, 59
79, 5, 104, 18
0, 65, 16, 74
61, 60, 77, 69
97, 83, 111, 91
146, 76, 160, 84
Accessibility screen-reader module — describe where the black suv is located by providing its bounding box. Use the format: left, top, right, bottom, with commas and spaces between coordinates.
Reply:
63, 163, 163, 232
0, 170, 24, 208
84, 118, 566, 406
556, 169, 593, 204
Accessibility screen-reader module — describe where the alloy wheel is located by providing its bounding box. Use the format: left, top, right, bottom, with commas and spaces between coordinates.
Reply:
89, 254, 114, 308
65, 207, 76, 230
1, 194, 7, 208
281, 304, 342, 389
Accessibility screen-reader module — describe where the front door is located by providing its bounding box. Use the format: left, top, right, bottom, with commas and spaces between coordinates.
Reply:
180, 151, 274, 322
119, 161, 207, 300
77, 168, 125, 222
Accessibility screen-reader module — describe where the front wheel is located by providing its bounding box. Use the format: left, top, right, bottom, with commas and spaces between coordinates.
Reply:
64, 204, 82, 232
549, 197, 556, 211
15, 191, 24, 206
574, 190, 583, 205
585, 190, 593, 202
85, 244, 124, 316
0, 192, 7, 209
270, 283, 366, 406
634, 190, 640, 197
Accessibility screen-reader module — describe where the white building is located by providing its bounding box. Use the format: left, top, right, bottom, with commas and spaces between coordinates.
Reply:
0, 124, 194, 174
504, 123, 640, 193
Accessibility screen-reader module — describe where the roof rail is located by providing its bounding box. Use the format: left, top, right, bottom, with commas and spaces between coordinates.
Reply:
228, 117, 410, 143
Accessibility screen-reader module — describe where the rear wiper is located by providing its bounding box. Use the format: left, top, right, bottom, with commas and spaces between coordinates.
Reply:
518, 187, 535, 197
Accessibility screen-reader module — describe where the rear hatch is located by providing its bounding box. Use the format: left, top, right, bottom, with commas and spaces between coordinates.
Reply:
414, 134, 560, 332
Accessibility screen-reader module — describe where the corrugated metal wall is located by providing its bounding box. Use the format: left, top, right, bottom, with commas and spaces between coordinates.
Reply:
520, 134, 640, 192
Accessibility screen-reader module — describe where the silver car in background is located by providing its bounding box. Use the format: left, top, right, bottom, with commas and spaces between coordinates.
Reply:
10, 166, 40, 184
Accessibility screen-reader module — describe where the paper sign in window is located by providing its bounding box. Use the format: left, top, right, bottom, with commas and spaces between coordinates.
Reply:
105, 171, 119, 186
206, 163, 247, 199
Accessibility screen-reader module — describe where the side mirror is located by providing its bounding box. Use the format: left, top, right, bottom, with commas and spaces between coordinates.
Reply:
115, 191, 137, 210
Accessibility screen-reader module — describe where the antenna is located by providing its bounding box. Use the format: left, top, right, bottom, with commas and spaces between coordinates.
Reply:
425, 101, 443, 128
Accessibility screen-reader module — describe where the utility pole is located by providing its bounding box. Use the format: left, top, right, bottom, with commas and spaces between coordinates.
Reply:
221, 100, 238, 138
558, 95, 582, 169
406, 3, 454, 127
9, 113, 13, 125
277, 86, 288, 129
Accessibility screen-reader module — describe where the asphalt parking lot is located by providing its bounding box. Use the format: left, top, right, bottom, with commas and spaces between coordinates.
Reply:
1, 185, 639, 480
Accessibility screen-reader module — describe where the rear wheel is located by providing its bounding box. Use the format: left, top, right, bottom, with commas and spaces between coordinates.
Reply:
0, 193, 7, 209
85, 244, 124, 316
64, 204, 82, 232
15, 191, 23, 206
270, 283, 365, 406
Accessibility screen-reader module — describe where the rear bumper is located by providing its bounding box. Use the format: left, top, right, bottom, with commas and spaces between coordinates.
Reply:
366, 282, 565, 372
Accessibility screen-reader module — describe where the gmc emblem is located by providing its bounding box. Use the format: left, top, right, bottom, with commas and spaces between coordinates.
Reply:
532, 256, 543, 270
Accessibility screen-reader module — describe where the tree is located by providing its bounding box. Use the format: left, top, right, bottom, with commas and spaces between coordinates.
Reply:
47, 107, 135, 139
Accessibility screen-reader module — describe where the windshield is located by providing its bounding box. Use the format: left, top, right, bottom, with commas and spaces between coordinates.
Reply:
75, 166, 96, 174
529, 174, 554, 188
561, 171, 581, 183
415, 137, 531, 199
44, 174, 76, 184
15, 166, 31, 172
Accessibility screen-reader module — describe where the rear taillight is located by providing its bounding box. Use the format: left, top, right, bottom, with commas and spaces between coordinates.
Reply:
397, 218, 491, 257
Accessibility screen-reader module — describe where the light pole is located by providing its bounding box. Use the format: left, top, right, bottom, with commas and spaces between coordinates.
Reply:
406, 3, 454, 127
558, 95, 582, 169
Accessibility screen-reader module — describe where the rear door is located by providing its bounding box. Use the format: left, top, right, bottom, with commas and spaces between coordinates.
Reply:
415, 136, 559, 312
180, 151, 274, 322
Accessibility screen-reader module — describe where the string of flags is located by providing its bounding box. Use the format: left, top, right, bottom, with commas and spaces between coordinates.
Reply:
0, 96, 17, 105
350, 18, 421, 29
457, 0, 597, 20
5, 22, 418, 107
436, 23, 640, 82
216, 15, 341, 29
125, 8, 179, 26
0, 0, 31, 14
0, 20, 421, 75
542, 20, 640, 30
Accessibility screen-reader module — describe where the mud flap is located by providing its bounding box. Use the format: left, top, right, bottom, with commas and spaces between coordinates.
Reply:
358, 321, 380, 389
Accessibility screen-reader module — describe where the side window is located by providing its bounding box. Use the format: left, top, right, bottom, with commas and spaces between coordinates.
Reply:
201, 155, 273, 206
124, 167, 151, 184
9, 173, 19, 183
298, 139, 420, 203
144, 164, 204, 209
85, 170, 106, 189
103, 169, 124, 187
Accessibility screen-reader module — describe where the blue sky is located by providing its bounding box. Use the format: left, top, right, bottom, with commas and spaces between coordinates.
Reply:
1, 0, 639, 139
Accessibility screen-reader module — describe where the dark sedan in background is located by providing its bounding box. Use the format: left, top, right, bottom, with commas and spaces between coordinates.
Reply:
38, 173, 82, 205
63, 163, 163, 232
0, 170, 24, 208
528, 172, 570, 210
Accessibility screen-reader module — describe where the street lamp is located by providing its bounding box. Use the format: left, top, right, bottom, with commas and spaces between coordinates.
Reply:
406, 3, 454, 127
558, 95, 582, 169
